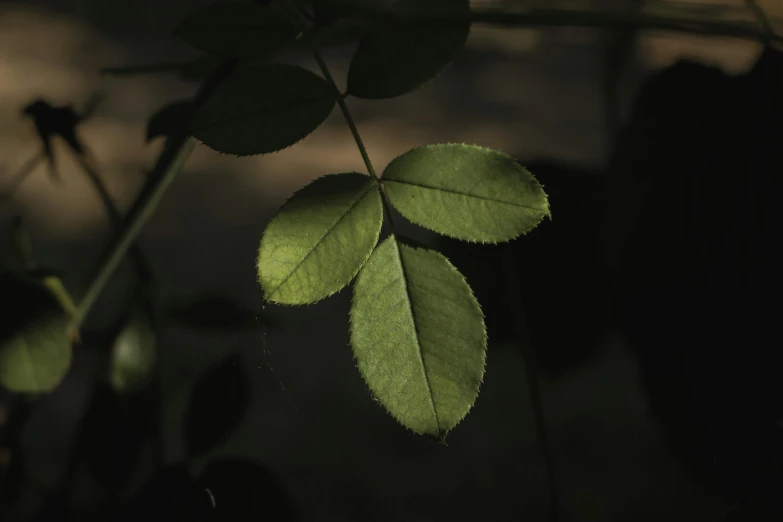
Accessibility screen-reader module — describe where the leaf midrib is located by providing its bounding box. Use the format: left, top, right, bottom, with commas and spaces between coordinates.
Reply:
384, 178, 549, 212
193, 94, 335, 131
267, 180, 375, 299
392, 239, 441, 433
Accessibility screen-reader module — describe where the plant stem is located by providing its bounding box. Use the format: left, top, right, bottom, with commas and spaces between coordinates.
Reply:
333, 1, 781, 44
309, 50, 376, 178
744, 0, 775, 44
502, 251, 560, 522
71, 147, 157, 291
73, 138, 195, 329
305, 31, 399, 234
101, 61, 193, 77
73, 59, 238, 330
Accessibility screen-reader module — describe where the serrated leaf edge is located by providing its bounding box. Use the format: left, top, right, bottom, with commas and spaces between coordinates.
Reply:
382, 142, 551, 244
257, 173, 382, 306
348, 235, 487, 441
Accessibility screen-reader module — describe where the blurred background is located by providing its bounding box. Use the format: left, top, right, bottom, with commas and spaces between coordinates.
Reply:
0, 0, 781, 521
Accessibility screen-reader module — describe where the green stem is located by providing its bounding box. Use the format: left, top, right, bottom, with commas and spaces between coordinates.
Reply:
310, 50, 376, 178
74, 138, 196, 328
502, 252, 560, 522
332, 1, 781, 43
71, 148, 156, 290
100, 61, 192, 77
744, 0, 775, 44
305, 29, 399, 233
73, 59, 238, 330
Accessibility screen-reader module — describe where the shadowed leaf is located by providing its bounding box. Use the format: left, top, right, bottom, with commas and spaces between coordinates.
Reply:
178, 54, 224, 82
173, 1, 299, 59
146, 100, 194, 143
350, 236, 486, 438
299, 16, 371, 49
258, 173, 383, 304
0, 273, 72, 393
190, 63, 337, 156
184, 353, 249, 458
347, 0, 470, 99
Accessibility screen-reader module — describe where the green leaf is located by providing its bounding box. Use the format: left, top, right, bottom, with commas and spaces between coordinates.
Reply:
173, 1, 299, 59
349, 235, 486, 438
0, 273, 72, 393
381, 143, 551, 243
258, 173, 383, 304
190, 63, 337, 156
109, 312, 157, 394
346, 0, 471, 99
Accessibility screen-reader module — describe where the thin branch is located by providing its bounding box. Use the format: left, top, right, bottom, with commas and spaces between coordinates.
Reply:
744, 0, 776, 44
70, 150, 157, 289
100, 62, 191, 77
502, 252, 560, 522
291, 8, 400, 235
73, 58, 239, 329
332, 0, 783, 44
0, 153, 45, 203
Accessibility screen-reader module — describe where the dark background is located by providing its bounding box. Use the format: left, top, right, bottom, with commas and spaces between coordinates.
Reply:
0, 1, 781, 521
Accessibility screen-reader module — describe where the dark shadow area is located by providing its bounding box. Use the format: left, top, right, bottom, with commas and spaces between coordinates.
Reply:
1, 3, 782, 521
441, 46, 783, 520
604, 46, 783, 518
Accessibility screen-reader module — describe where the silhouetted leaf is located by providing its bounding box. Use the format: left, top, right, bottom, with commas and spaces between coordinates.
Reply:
311, 0, 352, 25
178, 54, 224, 82
119, 464, 212, 522
146, 100, 194, 143
174, 1, 299, 59
102, 61, 192, 77
109, 311, 157, 394
197, 459, 299, 522
350, 236, 486, 438
185, 353, 249, 458
190, 63, 337, 156
164, 295, 275, 332
81, 382, 155, 491
257, 173, 383, 304
0, 273, 72, 393
346, 0, 470, 99
382, 143, 551, 243
299, 16, 371, 49
22, 98, 87, 181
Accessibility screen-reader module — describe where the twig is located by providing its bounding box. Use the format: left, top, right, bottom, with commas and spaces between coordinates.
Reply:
100, 62, 193, 77
744, 0, 776, 44
0, 153, 45, 203
70, 149, 157, 291
332, 0, 783, 44
73, 58, 239, 329
502, 251, 560, 522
